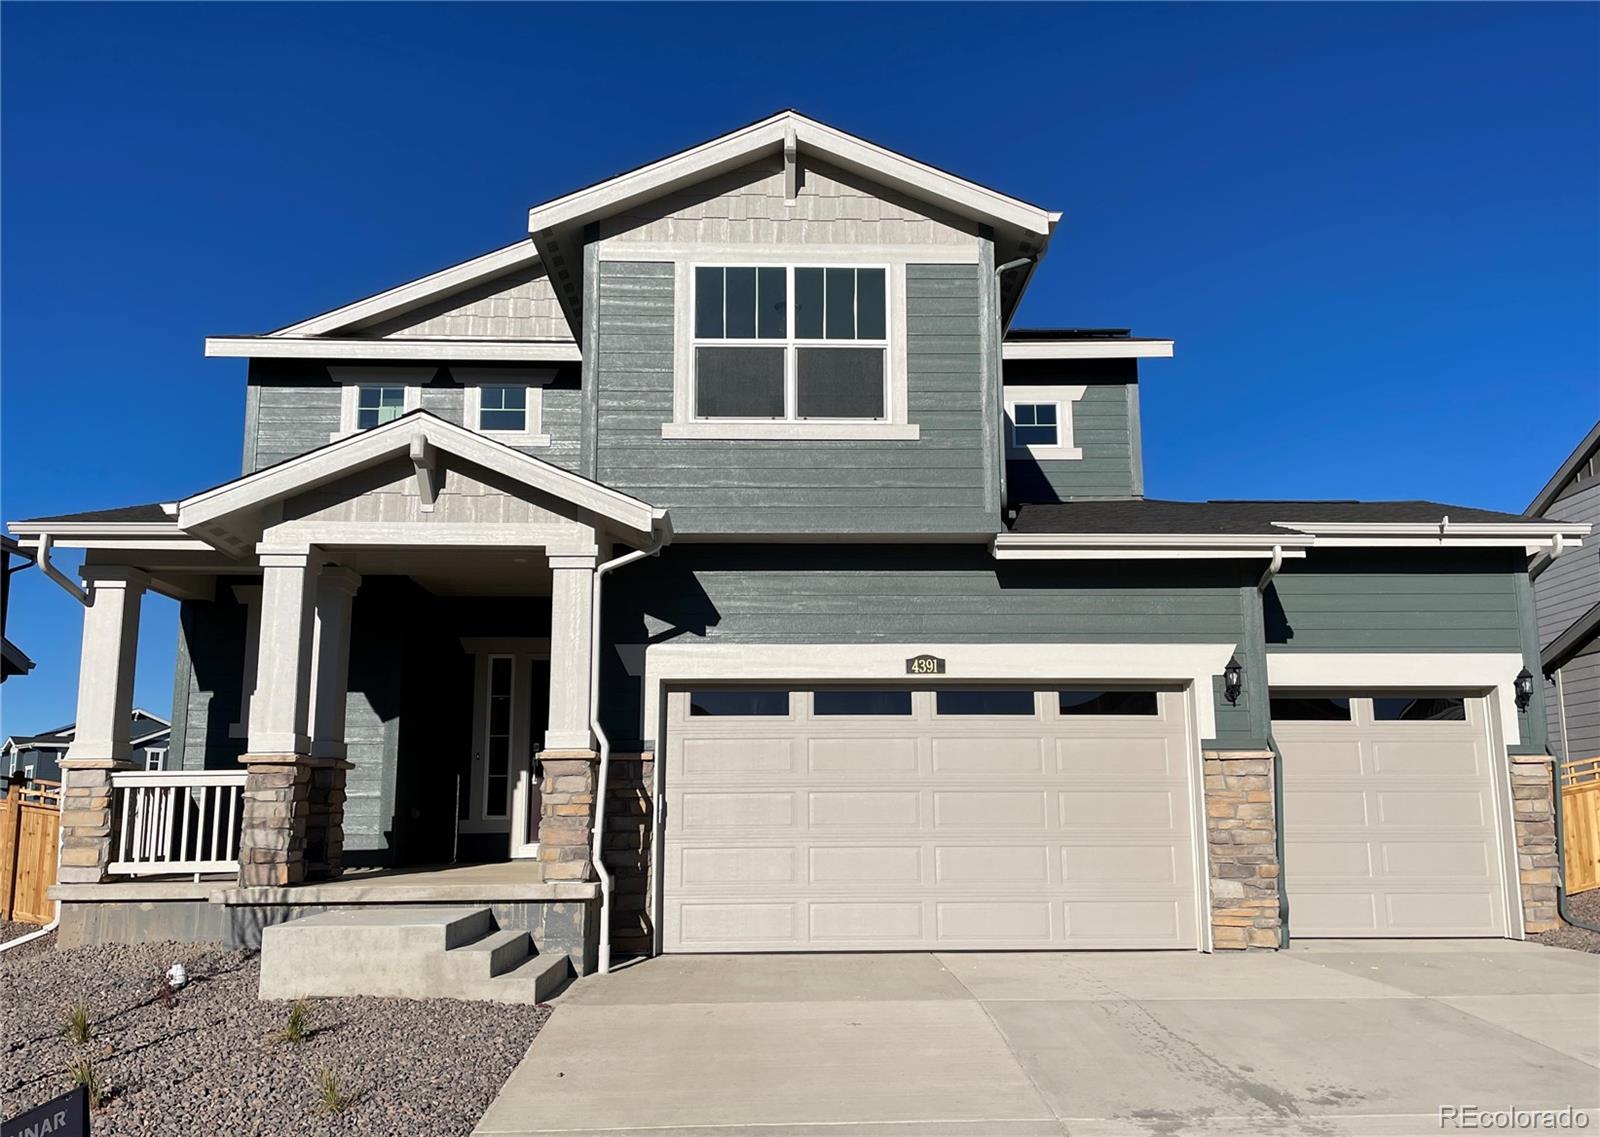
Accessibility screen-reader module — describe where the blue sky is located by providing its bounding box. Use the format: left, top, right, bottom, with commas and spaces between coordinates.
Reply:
2, 2, 1596, 734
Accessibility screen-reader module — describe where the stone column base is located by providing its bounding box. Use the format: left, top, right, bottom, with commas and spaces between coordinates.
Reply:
1510, 753, 1561, 933
57, 759, 137, 884
537, 749, 598, 882
1204, 750, 1282, 950
237, 754, 313, 888
305, 759, 353, 881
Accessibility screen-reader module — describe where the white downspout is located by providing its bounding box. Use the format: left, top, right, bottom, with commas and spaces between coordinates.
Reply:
34, 533, 88, 606
1257, 544, 1284, 592
588, 527, 668, 976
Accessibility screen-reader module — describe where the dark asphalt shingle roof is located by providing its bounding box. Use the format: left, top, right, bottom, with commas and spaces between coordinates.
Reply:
1010, 499, 1549, 535
12, 502, 172, 525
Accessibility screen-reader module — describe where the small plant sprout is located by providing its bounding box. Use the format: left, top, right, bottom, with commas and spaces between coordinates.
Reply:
276, 998, 310, 1046
315, 1067, 358, 1114
63, 1002, 91, 1046
67, 1056, 108, 1110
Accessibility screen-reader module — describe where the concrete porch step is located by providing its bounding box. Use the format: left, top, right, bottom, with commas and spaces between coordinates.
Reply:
259, 906, 570, 1005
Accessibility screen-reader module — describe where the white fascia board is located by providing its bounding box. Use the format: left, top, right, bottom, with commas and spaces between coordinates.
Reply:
178, 412, 662, 541
205, 337, 581, 362
5, 523, 208, 554
992, 533, 1312, 560
1002, 340, 1175, 360
264, 241, 542, 338
527, 111, 1055, 239
1273, 520, 1591, 538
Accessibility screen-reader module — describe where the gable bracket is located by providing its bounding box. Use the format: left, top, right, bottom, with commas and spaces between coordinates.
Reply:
783, 123, 798, 202
409, 435, 438, 512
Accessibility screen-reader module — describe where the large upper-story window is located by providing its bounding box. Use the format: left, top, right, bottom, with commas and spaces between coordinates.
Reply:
693, 265, 889, 422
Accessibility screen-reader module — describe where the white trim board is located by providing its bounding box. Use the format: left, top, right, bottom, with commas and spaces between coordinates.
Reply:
639, 641, 1240, 750
1264, 652, 1528, 747
1002, 340, 1175, 360
205, 337, 582, 363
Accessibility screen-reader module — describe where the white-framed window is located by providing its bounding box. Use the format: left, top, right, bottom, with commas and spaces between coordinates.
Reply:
143, 747, 168, 771
23, 764, 35, 780
456, 368, 553, 447
691, 264, 889, 424
329, 366, 433, 440
1003, 384, 1088, 460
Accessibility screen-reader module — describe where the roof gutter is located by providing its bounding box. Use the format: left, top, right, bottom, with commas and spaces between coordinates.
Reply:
1257, 544, 1285, 592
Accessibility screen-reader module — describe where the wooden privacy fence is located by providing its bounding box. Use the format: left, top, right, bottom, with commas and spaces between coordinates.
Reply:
0, 782, 62, 925
1563, 757, 1600, 896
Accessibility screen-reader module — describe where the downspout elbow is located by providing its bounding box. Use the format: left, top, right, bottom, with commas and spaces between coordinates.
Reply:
1257, 545, 1284, 592
35, 533, 88, 606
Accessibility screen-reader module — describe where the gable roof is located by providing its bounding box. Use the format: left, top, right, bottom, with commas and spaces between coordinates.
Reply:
526, 111, 1059, 336
1544, 601, 1600, 676
177, 410, 669, 553
1527, 420, 1600, 517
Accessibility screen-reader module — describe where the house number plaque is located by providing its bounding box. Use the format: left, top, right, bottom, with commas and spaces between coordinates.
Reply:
905, 654, 946, 675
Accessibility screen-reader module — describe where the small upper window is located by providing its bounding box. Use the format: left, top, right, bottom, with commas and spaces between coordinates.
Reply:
935, 689, 1036, 716
1372, 696, 1466, 722
356, 385, 406, 429
1058, 690, 1159, 716
1271, 696, 1352, 721
813, 690, 914, 716
1011, 403, 1059, 448
144, 747, 168, 772
478, 385, 527, 432
689, 690, 791, 717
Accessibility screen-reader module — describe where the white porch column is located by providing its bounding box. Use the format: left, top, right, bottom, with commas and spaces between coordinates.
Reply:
58, 566, 147, 884
544, 552, 597, 752
309, 566, 361, 761
247, 550, 319, 757
64, 566, 148, 765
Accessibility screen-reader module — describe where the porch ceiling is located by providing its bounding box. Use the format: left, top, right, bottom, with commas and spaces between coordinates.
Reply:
333, 546, 554, 597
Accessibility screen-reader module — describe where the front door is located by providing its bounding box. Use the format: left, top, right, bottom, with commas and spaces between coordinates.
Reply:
461, 643, 550, 860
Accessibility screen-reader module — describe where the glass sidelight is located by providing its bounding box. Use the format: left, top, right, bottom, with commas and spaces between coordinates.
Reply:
483, 656, 514, 819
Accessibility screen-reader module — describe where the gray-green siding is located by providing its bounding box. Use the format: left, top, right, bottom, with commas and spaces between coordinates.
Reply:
1264, 550, 1546, 752
244, 360, 583, 474
1004, 367, 1143, 504
601, 544, 1266, 749
589, 261, 999, 535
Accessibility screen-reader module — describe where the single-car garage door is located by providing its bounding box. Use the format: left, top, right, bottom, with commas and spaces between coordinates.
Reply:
1273, 693, 1512, 938
662, 686, 1202, 952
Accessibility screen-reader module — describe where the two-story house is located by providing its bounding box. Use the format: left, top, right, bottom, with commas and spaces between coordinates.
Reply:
10, 112, 1588, 985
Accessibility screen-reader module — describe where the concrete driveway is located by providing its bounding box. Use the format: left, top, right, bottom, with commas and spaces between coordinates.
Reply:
475, 941, 1599, 1137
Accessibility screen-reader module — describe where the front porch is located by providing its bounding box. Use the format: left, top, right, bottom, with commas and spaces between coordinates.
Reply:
21, 413, 670, 975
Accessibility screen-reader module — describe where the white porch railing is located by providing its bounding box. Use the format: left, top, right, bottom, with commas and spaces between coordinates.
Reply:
109, 770, 248, 877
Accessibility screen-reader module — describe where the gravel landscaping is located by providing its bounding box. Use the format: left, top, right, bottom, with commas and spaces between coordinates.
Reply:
2, 937, 550, 1135
1532, 888, 1600, 954
1, 920, 42, 944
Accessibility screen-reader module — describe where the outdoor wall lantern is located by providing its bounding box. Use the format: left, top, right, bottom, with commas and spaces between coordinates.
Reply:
1223, 656, 1244, 705
1514, 667, 1534, 713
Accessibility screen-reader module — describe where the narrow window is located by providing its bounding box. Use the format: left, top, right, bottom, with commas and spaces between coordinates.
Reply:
484, 656, 514, 818
689, 690, 791, 717
478, 384, 527, 432
1372, 696, 1466, 722
1270, 696, 1352, 721
813, 690, 914, 716
144, 747, 168, 771
1011, 403, 1060, 448
935, 689, 1037, 716
1058, 690, 1159, 716
355, 384, 406, 429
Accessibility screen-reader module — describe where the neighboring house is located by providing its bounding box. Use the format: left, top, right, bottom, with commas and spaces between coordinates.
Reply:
2, 534, 36, 681
5, 112, 1589, 972
1529, 421, 1600, 763
2, 710, 171, 784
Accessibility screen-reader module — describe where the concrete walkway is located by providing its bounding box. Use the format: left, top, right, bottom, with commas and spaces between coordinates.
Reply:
474, 941, 1600, 1137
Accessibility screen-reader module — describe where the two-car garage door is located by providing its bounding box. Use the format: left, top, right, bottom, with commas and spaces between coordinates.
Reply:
661, 686, 1202, 952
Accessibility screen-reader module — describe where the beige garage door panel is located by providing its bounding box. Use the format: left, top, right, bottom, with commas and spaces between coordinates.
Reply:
664, 688, 1201, 952
1276, 696, 1509, 938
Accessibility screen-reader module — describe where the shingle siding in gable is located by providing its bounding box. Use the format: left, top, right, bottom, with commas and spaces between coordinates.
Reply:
590, 261, 996, 534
